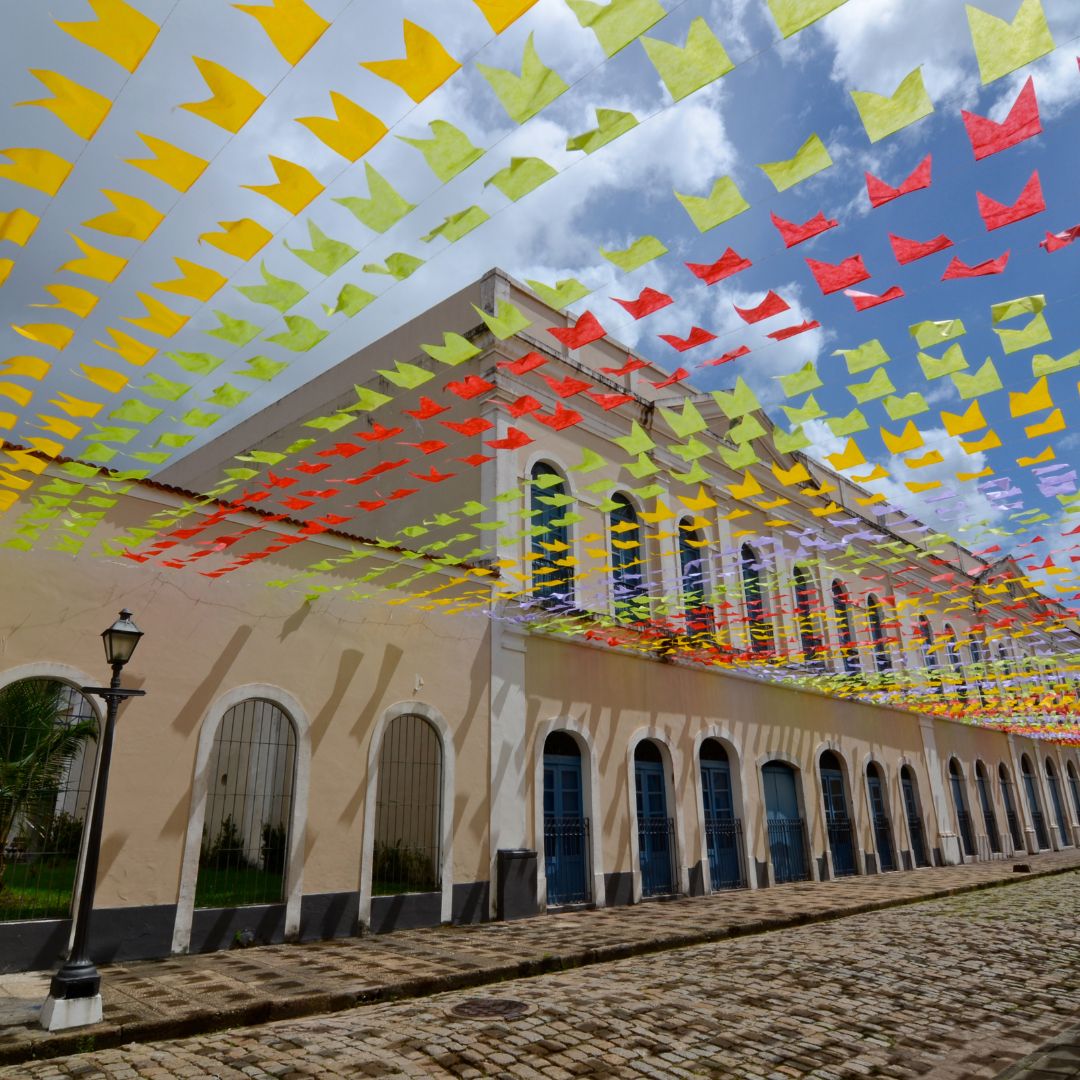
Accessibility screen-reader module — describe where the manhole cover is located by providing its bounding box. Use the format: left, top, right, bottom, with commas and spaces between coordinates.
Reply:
449, 997, 531, 1020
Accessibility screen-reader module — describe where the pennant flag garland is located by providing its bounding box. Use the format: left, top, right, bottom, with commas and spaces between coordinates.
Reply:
965, 0, 1055, 85
805, 254, 871, 294
962, 77, 1041, 160
850, 67, 934, 143
56, 0, 160, 73
641, 17, 734, 102
687, 249, 752, 285
976, 170, 1045, 231
297, 93, 388, 162
612, 287, 673, 319
477, 34, 568, 124
360, 21, 461, 103
889, 233, 954, 264
770, 210, 837, 247
734, 291, 790, 324
759, 133, 833, 192
565, 0, 666, 57
866, 155, 932, 208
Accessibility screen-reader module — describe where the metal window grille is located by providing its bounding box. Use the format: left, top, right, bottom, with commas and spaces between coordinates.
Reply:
833, 582, 860, 674
679, 525, 714, 637
1, 680, 99, 923
611, 496, 645, 621
195, 699, 296, 909
906, 813, 929, 868
705, 816, 746, 890
955, 809, 976, 857
872, 814, 896, 871
977, 777, 1001, 855
1047, 775, 1070, 846
768, 818, 810, 883
637, 816, 677, 897
543, 816, 591, 906
1030, 808, 1050, 850
372, 713, 442, 895
826, 814, 857, 876
741, 546, 771, 653
1069, 773, 1080, 824
531, 465, 574, 605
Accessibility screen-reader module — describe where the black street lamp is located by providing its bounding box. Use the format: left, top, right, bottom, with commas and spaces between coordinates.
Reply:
41, 610, 145, 1030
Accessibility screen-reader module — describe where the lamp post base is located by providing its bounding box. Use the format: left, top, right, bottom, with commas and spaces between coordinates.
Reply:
40, 993, 103, 1032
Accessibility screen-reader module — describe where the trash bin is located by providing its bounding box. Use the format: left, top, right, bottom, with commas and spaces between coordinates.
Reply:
495, 848, 538, 922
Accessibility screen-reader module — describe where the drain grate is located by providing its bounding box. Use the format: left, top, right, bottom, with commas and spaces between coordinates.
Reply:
449, 997, 531, 1020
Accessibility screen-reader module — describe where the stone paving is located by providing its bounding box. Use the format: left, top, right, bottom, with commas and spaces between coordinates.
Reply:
992, 1024, 1080, 1080
1, 850, 1078, 1071
2, 869, 1078, 1079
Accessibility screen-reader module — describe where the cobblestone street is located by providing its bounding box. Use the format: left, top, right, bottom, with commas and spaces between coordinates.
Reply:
6, 870, 1078, 1080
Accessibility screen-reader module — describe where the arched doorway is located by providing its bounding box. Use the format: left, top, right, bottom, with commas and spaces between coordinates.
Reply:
699, 740, 743, 890
1067, 762, 1080, 829
974, 762, 1001, 855
900, 765, 929, 867
1021, 755, 1050, 849
998, 763, 1023, 852
820, 751, 856, 876
634, 741, 675, 897
543, 732, 589, 906
1044, 759, 1070, 847
865, 762, 895, 872
762, 761, 809, 883
948, 759, 975, 858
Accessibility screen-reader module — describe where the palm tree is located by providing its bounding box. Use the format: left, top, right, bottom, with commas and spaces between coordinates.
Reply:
0, 680, 98, 894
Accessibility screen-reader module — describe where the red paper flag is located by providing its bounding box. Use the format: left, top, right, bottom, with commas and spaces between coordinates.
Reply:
962, 77, 1040, 160
1039, 225, 1080, 252
686, 247, 752, 285
445, 374, 496, 399
458, 453, 492, 466
977, 170, 1044, 231
659, 326, 716, 351
316, 441, 366, 458
770, 210, 837, 247
402, 396, 448, 419
734, 290, 790, 324
601, 356, 648, 376
889, 232, 954, 264
941, 251, 1010, 279
702, 345, 750, 366
411, 465, 456, 483
767, 320, 819, 341
649, 367, 690, 388
485, 427, 533, 450
612, 286, 673, 319
357, 499, 388, 511
293, 461, 331, 474
547, 310, 606, 349
440, 416, 493, 436
845, 285, 904, 311
540, 373, 592, 398
865, 154, 932, 208
346, 458, 410, 484
498, 351, 547, 374
357, 422, 404, 441
499, 394, 542, 417
535, 403, 583, 430
587, 390, 634, 409
805, 254, 870, 294
401, 439, 449, 455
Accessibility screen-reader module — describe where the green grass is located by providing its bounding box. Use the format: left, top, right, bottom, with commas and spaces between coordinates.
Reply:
0, 858, 77, 921
194, 864, 284, 908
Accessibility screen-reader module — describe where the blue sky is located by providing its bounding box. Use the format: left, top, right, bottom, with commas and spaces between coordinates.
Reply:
1, 0, 1078, 590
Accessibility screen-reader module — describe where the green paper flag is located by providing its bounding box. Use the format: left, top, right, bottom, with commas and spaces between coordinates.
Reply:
473, 299, 531, 339
525, 277, 590, 310
325, 283, 376, 317
179, 409, 221, 428
951, 358, 1002, 399
759, 133, 832, 192
398, 121, 483, 182
168, 351, 225, 375
670, 436, 711, 462
613, 421, 656, 455
303, 412, 353, 431
848, 367, 895, 403
377, 360, 434, 389
781, 395, 827, 424
883, 393, 930, 420
234, 355, 289, 381
773, 425, 811, 453
421, 205, 490, 244
659, 400, 707, 439
991, 293, 1045, 323
728, 413, 768, 445
334, 163, 414, 233
235, 262, 307, 312
566, 0, 666, 56
641, 17, 733, 102
777, 361, 823, 397
362, 252, 425, 280
420, 333, 480, 366
156, 433, 193, 448
966, 0, 1054, 84
477, 34, 568, 123
1031, 348, 1079, 377
668, 461, 712, 485
909, 318, 966, 348
286, 221, 357, 276
919, 343, 969, 379
485, 156, 557, 201
203, 383, 249, 408
264, 315, 329, 351
675, 176, 749, 232
994, 311, 1051, 354
346, 384, 392, 412
767, 0, 848, 37
566, 108, 638, 154
600, 235, 667, 271
718, 442, 760, 469
109, 399, 162, 423
625, 451, 661, 477
827, 409, 869, 436
834, 339, 891, 374
712, 377, 760, 419
571, 447, 607, 472
207, 311, 261, 345
141, 372, 191, 400
851, 67, 934, 143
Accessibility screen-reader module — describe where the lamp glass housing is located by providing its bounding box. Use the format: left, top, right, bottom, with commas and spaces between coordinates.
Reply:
101, 609, 143, 667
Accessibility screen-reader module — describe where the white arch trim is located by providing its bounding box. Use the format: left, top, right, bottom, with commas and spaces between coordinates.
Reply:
531, 718, 606, 910
172, 684, 312, 954
358, 701, 456, 927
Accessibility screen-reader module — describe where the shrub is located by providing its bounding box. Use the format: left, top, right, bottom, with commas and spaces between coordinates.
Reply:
260, 821, 287, 875
200, 814, 249, 871
372, 839, 437, 893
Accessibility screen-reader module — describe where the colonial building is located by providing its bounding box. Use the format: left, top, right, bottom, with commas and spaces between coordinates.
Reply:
2, 268, 1078, 974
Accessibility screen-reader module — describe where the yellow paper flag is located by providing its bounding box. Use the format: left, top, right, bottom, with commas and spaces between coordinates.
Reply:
80, 364, 129, 393
123, 293, 188, 337
361, 21, 460, 104
0, 209, 40, 247
298, 92, 387, 161
95, 328, 157, 366
941, 400, 987, 436
1008, 376, 1052, 417
199, 218, 272, 259
234, 0, 329, 65
473, 0, 539, 33
155, 259, 227, 301
243, 156, 324, 214
1, 357, 50, 380
58, 233, 127, 282
56, 0, 159, 73
1024, 409, 1064, 438
0, 148, 73, 196
181, 57, 265, 133
31, 284, 99, 318
17, 70, 111, 139
83, 190, 164, 241
880, 421, 924, 454
126, 134, 208, 192
12, 323, 73, 351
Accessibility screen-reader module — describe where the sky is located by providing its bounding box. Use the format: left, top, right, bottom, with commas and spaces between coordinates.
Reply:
1, 0, 1078, 593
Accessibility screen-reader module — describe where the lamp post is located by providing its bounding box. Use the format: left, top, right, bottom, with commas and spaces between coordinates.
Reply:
40, 610, 145, 1032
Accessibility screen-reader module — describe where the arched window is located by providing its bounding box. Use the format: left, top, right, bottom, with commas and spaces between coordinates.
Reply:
1044, 758, 1070, 847
530, 462, 574, 605
820, 750, 856, 876
974, 761, 1001, 854
948, 758, 974, 856
741, 544, 771, 653
900, 765, 929, 867
196, 698, 297, 908
610, 494, 645, 621
372, 713, 443, 895
919, 616, 942, 693
793, 565, 823, 668
1067, 762, 1080, 825
944, 623, 967, 700
0, 678, 98, 923
865, 762, 895, 871
678, 519, 713, 635
867, 594, 892, 672
998, 763, 1023, 852
1020, 754, 1049, 850
832, 580, 859, 674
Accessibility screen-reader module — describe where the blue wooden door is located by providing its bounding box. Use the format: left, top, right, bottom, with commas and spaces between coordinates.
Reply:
976, 774, 1001, 854
867, 772, 895, 871
635, 760, 673, 896
762, 764, 807, 883
1047, 775, 1069, 846
1023, 772, 1049, 848
701, 760, 740, 888
544, 754, 588, 905
901, 774, 928, 867
821, 767, 855, 875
